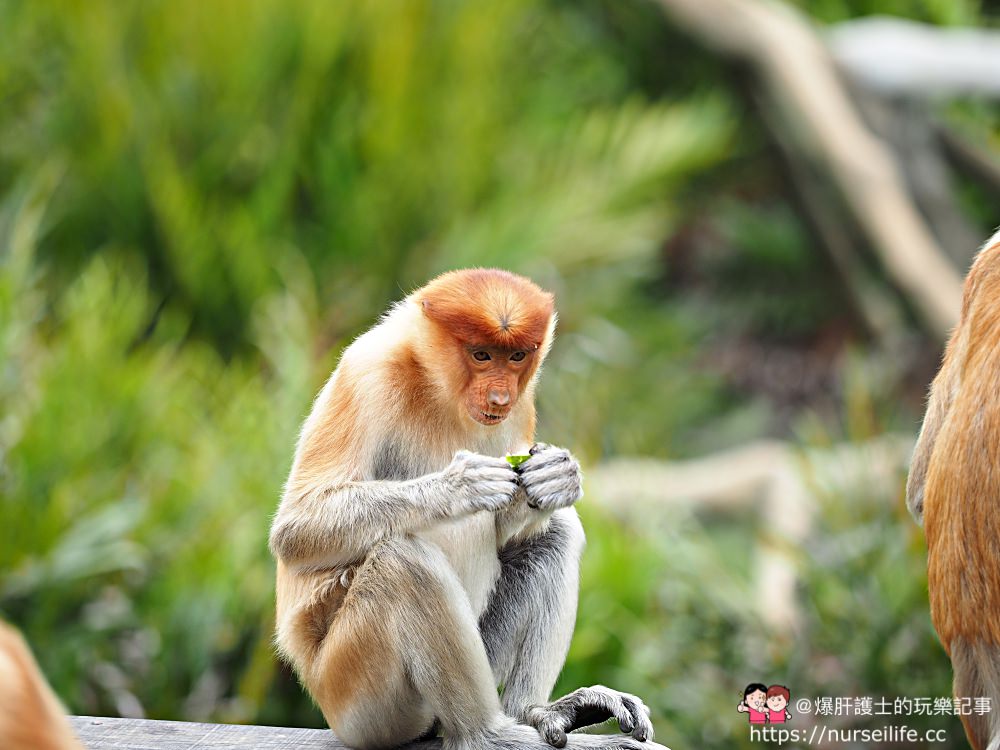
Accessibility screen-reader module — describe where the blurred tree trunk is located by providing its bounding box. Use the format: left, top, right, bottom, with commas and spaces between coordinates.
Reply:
653, 0, 963, 342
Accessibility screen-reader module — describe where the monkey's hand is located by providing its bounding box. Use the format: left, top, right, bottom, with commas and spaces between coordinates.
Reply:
518, 443, 583, 511
525, 686, 655, 748
442, 450, 519, 516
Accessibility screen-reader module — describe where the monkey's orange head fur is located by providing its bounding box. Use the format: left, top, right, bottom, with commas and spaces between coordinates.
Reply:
414, 268, 555, 427
417, 269, 555, 351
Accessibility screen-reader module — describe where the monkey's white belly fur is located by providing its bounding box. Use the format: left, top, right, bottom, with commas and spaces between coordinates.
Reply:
415, 512, 501, 617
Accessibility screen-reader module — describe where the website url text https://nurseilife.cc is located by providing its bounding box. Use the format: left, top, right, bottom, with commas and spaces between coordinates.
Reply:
751, 725, 949, 744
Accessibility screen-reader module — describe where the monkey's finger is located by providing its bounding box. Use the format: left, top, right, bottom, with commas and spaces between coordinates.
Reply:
519, 461, 582, 483
521, 451, 572, 471
522, 448, 570, 470
526, 492, 577, 511
478, 479, 518, 497
609, 696, 637, 735
452, 450, 511, 471
519, 461, 579, 484
523, 480, 581, 508
620, 695, 654, 743
466, 454, 515, 471
529, 442, 552, 455
473, 484, 519, 511
466, 465, 518, 483
577, 686, 638, 736
478, 479, 520, 499
539, 722, 567, 748
520, 472, 568, 492
526, 495, 576, 511
466, 458, 517, 473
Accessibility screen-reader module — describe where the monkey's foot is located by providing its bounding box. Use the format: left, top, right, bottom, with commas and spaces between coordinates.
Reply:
524, 686, 656, 748
446, 718, 668, 750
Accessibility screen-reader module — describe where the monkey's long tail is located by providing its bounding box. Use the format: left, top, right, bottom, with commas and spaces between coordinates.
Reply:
951, 638, 1000, 750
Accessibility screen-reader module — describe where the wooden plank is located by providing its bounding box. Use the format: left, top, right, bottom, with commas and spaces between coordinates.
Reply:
70, 716, 442, 750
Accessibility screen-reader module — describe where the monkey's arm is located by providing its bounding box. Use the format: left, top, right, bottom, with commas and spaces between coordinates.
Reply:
907, 380, 950, 524
907, 329, 963, 524
271, 450, 517, 569
495, 443, 583, 547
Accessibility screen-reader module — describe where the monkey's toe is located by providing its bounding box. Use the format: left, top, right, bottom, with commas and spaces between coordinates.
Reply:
541, 724, 568, 748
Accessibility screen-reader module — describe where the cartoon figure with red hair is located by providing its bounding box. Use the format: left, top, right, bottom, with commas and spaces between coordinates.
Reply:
766, 685, 792, 724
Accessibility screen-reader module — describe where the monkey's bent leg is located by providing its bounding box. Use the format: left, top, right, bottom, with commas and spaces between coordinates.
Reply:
301, 535, 661, 750
481, 508, 583, 714
480, 508, 656, 748
302, 535, 502, 749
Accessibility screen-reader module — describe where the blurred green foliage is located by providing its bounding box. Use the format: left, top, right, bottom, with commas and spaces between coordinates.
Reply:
788, 0, 979, 23
571, 469, 963, 749
0, 0, 989, 746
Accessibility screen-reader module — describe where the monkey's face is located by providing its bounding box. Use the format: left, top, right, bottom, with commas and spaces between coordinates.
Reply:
463, 346, 535, 426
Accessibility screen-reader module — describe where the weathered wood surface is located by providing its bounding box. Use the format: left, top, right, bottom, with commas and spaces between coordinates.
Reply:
70, 716, 442, 750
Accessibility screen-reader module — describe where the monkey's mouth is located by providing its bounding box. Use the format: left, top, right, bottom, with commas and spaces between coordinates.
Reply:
476, 411, 508, 425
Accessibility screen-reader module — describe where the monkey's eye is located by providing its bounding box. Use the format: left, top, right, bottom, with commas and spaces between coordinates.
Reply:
472, 351, 491, 362
510, 351, 526, 362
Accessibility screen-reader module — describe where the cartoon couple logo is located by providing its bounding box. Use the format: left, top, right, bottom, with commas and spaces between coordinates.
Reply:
738, 683, 792, 725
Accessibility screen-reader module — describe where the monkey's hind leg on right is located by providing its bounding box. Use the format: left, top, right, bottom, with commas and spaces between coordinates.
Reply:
908, 230, 1000, 750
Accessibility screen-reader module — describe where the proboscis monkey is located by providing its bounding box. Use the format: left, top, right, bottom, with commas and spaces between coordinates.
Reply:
908, 230, 1000, 750
0, 620, 84, 750
270, 269, 666, 750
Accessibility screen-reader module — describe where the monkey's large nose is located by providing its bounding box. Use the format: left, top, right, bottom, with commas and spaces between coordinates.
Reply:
487, 388, 510, 407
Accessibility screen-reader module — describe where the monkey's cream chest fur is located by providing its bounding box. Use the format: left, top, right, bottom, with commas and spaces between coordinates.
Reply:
417, 512, 503, 617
